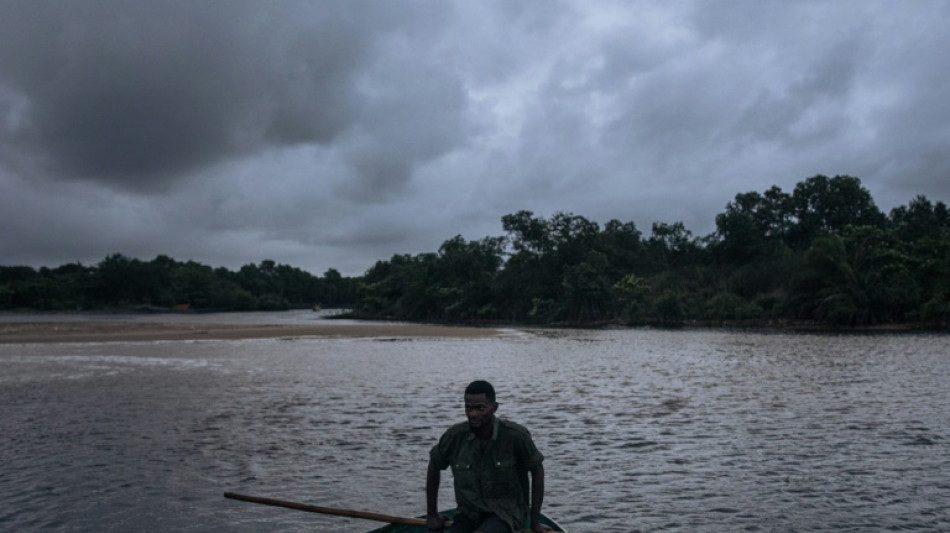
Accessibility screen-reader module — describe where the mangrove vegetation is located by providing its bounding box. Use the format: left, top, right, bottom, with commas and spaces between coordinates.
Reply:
0, 257, 357, 312
2, 175, 948, 328
354, 175, 949, 328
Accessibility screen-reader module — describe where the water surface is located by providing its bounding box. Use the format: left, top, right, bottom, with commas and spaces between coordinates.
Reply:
2, 315, 948, 531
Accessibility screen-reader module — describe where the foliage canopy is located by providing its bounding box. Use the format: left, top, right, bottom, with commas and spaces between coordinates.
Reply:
4, 175, 948, 328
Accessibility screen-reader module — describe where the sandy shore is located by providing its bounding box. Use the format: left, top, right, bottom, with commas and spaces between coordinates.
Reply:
0, 320, 500, 344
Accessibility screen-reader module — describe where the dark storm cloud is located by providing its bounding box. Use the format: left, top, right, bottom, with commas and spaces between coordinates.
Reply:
335, 43, 470, 202
0, 0, 455, 192
2, 1, 950, 276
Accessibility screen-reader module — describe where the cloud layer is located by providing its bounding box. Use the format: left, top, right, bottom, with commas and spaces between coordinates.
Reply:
2, 1, 949, 275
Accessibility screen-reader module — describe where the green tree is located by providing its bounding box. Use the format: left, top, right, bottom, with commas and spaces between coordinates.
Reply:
787, 175, 886, 249
48, 263, 95, 309
790, 234, 867, 325
612, 273, 650, 322
889, 195, 950, 242
843, 226, 920, 323
652, 289, 685, 326
713, 186, 792, 264
561, 250, 612, 322
646, 222, 703, 271
318, 268, 358, 307
357, 253, 438, 319
431, 235, 505, 320
93, 253, 152, 306
498, 211, 606, 322
600, 219, 647, 278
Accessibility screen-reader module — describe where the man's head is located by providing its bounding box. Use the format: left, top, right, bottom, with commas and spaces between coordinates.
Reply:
465, 380, 496, 402
464, 380, 498, 431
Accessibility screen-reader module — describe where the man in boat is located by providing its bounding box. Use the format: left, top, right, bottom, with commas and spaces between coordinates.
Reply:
426, 380, 548, 533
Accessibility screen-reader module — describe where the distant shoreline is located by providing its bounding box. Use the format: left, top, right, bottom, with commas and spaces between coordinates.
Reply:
0, 320, 500, 344
339, 313, 948, 334
0, 309, 944, 344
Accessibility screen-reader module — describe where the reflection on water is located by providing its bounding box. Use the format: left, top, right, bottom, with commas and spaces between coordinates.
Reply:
1, 322, 949, 532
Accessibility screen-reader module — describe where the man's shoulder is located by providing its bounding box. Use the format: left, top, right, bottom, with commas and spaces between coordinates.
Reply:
440, 421, 471, 440
497, 418, 533, 438
498, 418, 543, 466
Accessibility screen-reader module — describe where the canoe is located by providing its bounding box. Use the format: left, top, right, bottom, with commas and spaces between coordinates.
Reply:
365, 508, 566, 533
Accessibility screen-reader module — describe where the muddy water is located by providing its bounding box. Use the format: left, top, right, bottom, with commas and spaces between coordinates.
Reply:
2, 323, 948, 532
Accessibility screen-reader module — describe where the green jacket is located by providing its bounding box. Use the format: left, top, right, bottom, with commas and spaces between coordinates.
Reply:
430, 418, 544, 532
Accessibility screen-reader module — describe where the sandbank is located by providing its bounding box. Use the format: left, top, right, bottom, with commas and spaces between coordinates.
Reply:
0, 320, 500, 344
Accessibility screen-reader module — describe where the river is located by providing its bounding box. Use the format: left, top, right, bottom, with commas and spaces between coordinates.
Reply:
1, 312, 948, 531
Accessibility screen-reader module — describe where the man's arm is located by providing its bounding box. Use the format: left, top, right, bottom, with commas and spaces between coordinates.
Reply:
426, 459, 445, 530
530, 463, 545, 533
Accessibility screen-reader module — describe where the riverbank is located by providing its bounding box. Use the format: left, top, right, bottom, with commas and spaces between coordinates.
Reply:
333, 310, 948, 332
0, 320, 500, 343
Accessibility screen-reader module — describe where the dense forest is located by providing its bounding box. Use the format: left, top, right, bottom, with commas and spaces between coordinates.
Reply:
3, 175, 948, 328
354, 175, 949, 329
0, 256, 358, 312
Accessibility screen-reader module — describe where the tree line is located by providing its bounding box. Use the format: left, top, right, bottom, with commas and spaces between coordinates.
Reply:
3, 174, 948, 328
354, 175, 949, 328
0, 256, 358, 312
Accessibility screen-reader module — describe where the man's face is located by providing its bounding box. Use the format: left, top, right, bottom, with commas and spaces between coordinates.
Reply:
464, 393, 497, 430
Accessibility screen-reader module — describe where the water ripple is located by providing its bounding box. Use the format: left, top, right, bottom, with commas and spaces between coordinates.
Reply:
2, 329, 949, 532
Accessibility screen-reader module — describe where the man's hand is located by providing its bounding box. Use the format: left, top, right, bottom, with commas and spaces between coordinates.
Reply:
426, 514, 446, 531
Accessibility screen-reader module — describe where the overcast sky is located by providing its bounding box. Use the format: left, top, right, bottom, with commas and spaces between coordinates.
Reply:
2, 1, 948, 276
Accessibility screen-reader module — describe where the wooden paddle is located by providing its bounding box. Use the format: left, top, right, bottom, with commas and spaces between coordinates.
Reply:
223, 492, 561, 531
224, 492, 445, 528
